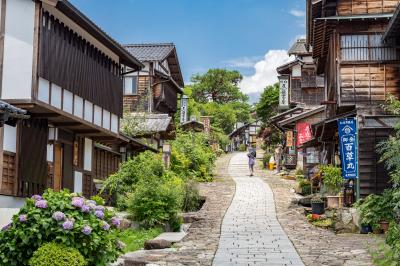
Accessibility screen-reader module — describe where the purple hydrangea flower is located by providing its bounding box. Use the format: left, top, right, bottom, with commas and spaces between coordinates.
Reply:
81, 205, 90, 213
110, 217, 120, 227
52, 211, 66, 221
81, 225, 92, 235
87, 203, 96, 210
101, 221, 110, 231
71, 197, 84, 208
35, 200, 48, 209
19, 214, 28, 223
94, 205, 105, 211
94, 210, 104, 219
31, 195, 42, 201
85, 200, 97, 206
1, 223, 11, 231
116, 240, 126, 250
62, 220, 74, 230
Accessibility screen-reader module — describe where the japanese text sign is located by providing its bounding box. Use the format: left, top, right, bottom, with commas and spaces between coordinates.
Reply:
296, 122, 312, 147
338, 118, 358, 179
279, 76, 289, 109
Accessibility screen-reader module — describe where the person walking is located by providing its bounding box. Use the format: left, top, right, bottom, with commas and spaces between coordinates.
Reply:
247, 146, 256, 176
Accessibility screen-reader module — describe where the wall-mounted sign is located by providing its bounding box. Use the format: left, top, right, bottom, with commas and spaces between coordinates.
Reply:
286, 131, 294, 147
279, 76, 289, 109
200, 116, 211, 134
180, 95, 189, 123
73, 141, 79, 166
296, 122, 312, 147
338, 118, 358, 179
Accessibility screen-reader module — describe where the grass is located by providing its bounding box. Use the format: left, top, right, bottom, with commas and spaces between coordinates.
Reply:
115, 227, 164, 253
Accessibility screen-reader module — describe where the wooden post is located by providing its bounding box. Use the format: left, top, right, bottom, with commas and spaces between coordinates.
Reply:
54, 143, 62, 191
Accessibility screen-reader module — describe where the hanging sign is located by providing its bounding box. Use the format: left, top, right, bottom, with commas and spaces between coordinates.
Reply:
286, 131, 294, 147
279, 76, 289, 109
180, 95, 189, 123
338, 118, 358, 179
296, 122, 312, 147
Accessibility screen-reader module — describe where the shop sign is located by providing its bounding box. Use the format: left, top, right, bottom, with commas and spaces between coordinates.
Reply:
296, 122, 312, 147
279, 76, 289, 109
338, 118, 358, 179
286, 131, 294, 147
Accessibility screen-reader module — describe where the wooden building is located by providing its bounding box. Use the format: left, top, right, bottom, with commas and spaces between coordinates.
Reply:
0, 0, 155, 202
228, 121, 262, 152
306, 0, 400, 197
271, 39, 326, 170
122, 43, 184, 148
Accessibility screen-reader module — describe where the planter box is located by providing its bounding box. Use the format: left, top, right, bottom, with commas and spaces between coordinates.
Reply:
311, 202, 325, 215
326, 195, 343, 209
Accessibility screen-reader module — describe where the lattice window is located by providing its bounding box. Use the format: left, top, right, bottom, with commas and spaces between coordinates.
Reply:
340, 34, 400, 61
1, 152, 16, 195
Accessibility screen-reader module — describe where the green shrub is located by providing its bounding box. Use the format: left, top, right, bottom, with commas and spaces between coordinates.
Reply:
183, 180, 202, 212
170, 132, 216, 182
262, 153, 272, 168
90, 195, 105, 206
239, 143, 247, 152
28, 242, 86, 266
320, 165, 344, 195
126, 174, 183, 230
114, 228, 163, 253
0, 189, 123, 266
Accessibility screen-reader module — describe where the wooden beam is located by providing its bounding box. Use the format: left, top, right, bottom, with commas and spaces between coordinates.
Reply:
52, 122, 81, 127
30, 113, 61, 118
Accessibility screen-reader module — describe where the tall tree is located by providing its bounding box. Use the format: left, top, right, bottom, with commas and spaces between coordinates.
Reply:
191, 69, 248, 104
256, 83, 279, 123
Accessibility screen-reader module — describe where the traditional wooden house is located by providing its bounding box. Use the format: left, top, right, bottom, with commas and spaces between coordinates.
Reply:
0, 0, 156, 203
228, 121, 262, 151
122, 43, 184, 148
306, 0, 400, 197
271, 39, 326, 170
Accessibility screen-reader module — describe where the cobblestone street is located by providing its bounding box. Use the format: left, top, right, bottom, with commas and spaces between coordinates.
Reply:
213, 153, 303, 265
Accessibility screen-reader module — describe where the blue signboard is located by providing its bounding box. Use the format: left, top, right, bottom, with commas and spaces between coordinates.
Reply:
338, 118, 358, 179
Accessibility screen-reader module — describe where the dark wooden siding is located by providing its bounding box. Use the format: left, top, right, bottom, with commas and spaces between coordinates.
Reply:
358, 128, 392, 197
93, 148, 120, 181
39, 11, 123, 116
18, 119, 48, 197
155, 82, 178, 114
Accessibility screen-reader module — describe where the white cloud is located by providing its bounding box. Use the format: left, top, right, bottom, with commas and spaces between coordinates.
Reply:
223, 56, 263, 68
239, 50, 293, 94
289, 9, 305, 17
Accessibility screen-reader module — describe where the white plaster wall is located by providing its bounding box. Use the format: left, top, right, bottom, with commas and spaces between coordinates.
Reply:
74, 171, 83, 193
84, 138, 92, 171
93, 105, 102, 126
38, 77, 50, 103
103, 110, 110, 130
63, 89, 73, 114
74, 95, 83, 118
3, 125, 17, 153
111, 114, 119, 134
51, 83, 62, 109
1, 0, 35, 99
84, 101, 93, 123
292, 64, 301, 77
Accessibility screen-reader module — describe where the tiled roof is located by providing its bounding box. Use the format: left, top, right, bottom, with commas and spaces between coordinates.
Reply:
124, 43, 175, 61
0, 100, 27, 116
129, 113, 172, 135
288, 39, 310, 56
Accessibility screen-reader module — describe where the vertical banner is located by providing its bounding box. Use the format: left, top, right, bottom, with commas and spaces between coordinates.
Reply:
286, 131, 294, 147
180, 95, 189, 123
279, 76, 289, 110
338, 118, 358, 179
296, 122, 312, 147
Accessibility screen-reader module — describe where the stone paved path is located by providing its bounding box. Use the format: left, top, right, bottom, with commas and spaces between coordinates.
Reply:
213, 153, 304, 266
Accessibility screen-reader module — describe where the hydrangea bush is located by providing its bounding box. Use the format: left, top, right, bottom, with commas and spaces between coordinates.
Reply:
0, 189, 123, 266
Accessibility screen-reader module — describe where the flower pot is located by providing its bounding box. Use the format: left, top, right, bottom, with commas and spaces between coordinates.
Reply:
360, 225, 372, 234
311, 202, 325, 215
326, 195, 342, 209
379, 221, 390, 233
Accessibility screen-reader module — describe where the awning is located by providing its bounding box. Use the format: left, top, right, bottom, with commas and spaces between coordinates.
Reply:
278, 106, 325, 128
383, 4, 400, 43
127, 113, 172, 136
360, 115, 400, 129
181, 120, 204, 132
0, 100, 29, 126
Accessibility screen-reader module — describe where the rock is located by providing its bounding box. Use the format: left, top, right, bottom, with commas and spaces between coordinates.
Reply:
182, 213, 200, 223
124, 260, 147, 266
350, 208, 361, 227
298, 194, 314, 207
341, 211, 353, 225
144, 239, 172, 250
119, 218, 132, 229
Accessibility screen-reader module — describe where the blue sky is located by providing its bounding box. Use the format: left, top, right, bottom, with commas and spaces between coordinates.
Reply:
70, 0, 306, 101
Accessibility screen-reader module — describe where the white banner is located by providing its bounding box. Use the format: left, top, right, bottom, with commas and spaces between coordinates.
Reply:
279, 76, 289, 109
180, 96, 188, 123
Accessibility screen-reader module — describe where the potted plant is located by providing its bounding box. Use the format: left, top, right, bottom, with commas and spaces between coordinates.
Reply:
320, 165, 344, 208
311, 196, 325, 215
